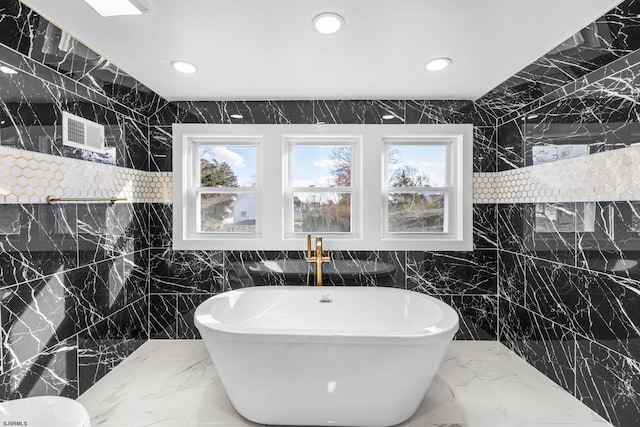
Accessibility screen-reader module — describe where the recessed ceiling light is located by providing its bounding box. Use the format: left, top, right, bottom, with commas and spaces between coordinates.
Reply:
230, 114, 243, 119
313, 13, 344, 34
0, 66, 18, 74
171, 61, 197, 74
382, 114, 395, 120
84, 0, 148, 17
425, 57, 452, 71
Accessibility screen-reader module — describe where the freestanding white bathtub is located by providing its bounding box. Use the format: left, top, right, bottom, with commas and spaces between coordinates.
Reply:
194, 286, 459, 427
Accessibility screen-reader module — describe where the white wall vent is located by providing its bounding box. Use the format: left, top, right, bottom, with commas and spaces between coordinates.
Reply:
62, 111, 106, 153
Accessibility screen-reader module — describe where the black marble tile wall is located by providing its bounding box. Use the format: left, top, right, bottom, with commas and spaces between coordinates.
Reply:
149, 99, 494, 126
151, 250, 401, 339
77, 297, 148, 394
473, 127, 498, 173
497, 251, 526, 305
0, 47, 150, 170
497, 120, 525, 171
473, 204, 497, 249
0, 6, 152, 400
0, 337, 78, 400
576, 340, 640, 427
572, 270, 640, 361
448, 295, 498, 341
6, 0, 640, 422
404, 250, 498, 341
150, 249, 225, 294
314, 100, 405, 124
0, 204, 77, 287
149, 126, 172, 173
499, 300, 576, 393
477, 0, 640, 122
405, 100, 475, 124
149, 247, 498, 341
0, 259, 148, 399
577, 201, 640, 281
494, 31, 640, 427
406, 251, 497, 296
0, 0, 165, 116
500, 263, 640, 427
497, 203, 578, 265
149, 203, 172, 248
148, 98, 499, 342
147, 99, 493, 338
149, 294, 177, 339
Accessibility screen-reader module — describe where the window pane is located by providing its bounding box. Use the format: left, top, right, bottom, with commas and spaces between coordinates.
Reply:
388, 192, 444, 232
388, 145, 446, 187
200, 146, 256, 187
293, 146, 351, 187
200, 193, 256, 232
293, 192, 351, 232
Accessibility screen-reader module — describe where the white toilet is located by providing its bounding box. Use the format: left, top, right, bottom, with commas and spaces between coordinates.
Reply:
0, 396, 91, 427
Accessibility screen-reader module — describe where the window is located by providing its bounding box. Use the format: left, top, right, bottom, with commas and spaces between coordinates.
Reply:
174, 134, 261, 243
383, 139, 454, 237
173, 124, 472, 251
197, 143, 258, 233
284, 136, 361, 238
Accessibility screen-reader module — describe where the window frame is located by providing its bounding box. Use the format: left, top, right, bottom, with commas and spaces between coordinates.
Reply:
176, 134, 263, 242
173, 124, 473, 251
283, 135, 362, 239
382, 137, 457, 239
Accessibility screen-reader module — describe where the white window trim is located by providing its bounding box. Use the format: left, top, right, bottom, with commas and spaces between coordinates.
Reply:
382, 137, 457, 239
283, 135, 362, 240
192, 137, 261, 236
173, 124, 473, 251
175, 134, 263, 242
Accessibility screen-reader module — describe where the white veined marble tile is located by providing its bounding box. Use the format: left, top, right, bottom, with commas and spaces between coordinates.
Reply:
77, 340, 612, 427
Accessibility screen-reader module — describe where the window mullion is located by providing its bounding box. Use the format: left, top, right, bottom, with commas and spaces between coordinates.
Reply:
197, 187, 257, 194
289, 186, 353, 193
385, 186, 451, 193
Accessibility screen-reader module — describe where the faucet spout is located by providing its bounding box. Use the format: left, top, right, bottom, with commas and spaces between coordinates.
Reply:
306, 235, 331, 286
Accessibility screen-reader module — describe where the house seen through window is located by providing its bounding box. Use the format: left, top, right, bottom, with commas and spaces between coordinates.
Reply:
197, 144, 257, 233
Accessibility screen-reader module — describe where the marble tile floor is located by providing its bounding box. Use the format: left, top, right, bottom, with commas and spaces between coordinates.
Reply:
77, 340, 612, 427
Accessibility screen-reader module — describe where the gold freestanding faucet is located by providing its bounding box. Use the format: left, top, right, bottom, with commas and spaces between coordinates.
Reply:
306, 234, 331, 286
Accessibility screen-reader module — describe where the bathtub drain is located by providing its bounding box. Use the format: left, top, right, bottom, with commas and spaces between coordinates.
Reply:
319, 294, 333, 303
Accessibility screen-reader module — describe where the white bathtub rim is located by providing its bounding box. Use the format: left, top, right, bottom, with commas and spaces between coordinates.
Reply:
199, 326, 458, 345
195, 286, 459, 343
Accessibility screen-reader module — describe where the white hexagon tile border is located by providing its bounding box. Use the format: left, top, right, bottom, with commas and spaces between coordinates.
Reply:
0, 146, 172, 204
2, 144, 640, 205
474, 144, 640, 203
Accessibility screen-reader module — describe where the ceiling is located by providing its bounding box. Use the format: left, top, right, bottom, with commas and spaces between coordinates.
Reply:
21, 0, 623, 102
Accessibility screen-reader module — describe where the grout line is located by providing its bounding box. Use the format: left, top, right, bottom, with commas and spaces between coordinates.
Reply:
574, 334, 577, 398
